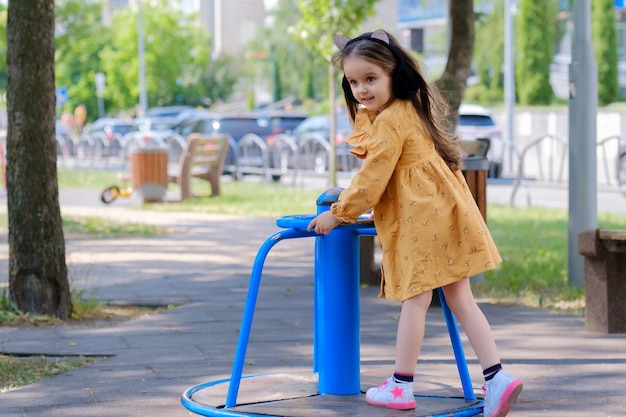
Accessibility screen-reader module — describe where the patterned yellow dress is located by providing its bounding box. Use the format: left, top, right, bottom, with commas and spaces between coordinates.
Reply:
330, 99, 502, 302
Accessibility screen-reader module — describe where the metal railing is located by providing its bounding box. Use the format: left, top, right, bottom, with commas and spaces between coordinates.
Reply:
509, 133, 625, 206
53, 128, 626, 203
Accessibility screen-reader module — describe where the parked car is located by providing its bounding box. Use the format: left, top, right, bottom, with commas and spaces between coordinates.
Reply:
123, 106, 198, 150
145, 105, 195, 120
457, 104, 503, 178
77, 117, 133, 159
290, 112, 359, 172
55, 120, 78, 156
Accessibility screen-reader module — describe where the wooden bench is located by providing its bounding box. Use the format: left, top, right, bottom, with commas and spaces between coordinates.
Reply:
578, 229, 626, 333
168, 133, 229, 200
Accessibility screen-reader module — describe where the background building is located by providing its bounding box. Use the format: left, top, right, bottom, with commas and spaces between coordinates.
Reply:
104, 0, 266, 58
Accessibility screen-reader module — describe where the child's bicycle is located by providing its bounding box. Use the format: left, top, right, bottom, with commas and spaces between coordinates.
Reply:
100, 184, 134, 204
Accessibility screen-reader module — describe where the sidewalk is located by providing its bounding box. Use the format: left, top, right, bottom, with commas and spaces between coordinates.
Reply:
0, 188, 625, 416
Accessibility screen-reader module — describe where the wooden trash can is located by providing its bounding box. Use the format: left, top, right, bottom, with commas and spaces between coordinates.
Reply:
130, 147, 168, 203
462, 156, 489, 221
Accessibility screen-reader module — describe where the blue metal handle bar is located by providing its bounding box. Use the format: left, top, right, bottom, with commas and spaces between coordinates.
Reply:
226, 227, 319, 408
226, 215, 476, 407
438, 288, 476, 400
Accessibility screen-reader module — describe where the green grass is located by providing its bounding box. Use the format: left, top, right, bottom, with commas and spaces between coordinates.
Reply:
57, 168, 121, 189
61, 216, 163, 238
143, 179, 324, 217
54, 169, 626, 313
0, 354, 93, 393
56, 168, 324, 217
0, 214, 163, 240
474, 206, 626, 313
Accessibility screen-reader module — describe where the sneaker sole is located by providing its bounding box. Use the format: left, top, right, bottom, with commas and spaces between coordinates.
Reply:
366, 397, 416, 410
487, 380, 523, 417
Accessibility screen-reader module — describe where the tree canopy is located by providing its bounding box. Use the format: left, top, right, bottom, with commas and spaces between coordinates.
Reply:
593, 0, 619, 106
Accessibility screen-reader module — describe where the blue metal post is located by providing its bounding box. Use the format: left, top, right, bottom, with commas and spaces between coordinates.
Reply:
314, 188, 361, 395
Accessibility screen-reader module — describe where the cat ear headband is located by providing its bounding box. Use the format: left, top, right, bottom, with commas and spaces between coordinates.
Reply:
333, 29, 390, 51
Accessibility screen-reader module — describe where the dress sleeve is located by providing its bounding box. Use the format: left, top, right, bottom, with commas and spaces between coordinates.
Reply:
331, 118, 404, 223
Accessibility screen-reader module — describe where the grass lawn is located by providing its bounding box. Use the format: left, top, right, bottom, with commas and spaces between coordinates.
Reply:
54, 168, 626, 313
0, 355, 93, 394
475, 206, 626, 313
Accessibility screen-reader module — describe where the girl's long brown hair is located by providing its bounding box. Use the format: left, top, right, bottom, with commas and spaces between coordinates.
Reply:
332, 31, 463, 171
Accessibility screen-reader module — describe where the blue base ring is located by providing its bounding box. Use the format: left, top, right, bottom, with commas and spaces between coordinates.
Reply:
182, 373, 484, 417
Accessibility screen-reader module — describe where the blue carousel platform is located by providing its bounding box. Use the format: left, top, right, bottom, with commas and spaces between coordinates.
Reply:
181, 189, 484, 417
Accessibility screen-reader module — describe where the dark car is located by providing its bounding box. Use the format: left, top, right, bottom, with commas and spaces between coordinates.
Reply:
55, 120, 78, 156
291, 112, 359, 172
169, 110, 307, 178
145, 105, 195, 122
78, 117, 133, 158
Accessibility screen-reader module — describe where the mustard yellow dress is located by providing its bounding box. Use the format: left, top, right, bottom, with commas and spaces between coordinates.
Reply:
330, 99, 502, 302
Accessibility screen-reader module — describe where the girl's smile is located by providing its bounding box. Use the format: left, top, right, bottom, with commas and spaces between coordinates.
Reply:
343, 55, 393, 113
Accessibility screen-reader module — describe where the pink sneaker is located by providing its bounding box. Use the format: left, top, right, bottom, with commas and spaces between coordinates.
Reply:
482, 371, 523, 417
365, 377, 416, 410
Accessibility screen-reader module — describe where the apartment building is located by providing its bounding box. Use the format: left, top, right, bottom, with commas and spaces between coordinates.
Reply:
104, 0, 266, 57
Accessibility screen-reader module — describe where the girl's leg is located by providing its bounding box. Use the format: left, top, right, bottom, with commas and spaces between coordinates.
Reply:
365, 290, 431, 410
441, 278, 523, 417
394, 290, 432, 373
440, 278, 499, 368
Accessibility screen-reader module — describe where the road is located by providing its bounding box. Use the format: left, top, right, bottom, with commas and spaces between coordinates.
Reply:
283, 172, 626, 215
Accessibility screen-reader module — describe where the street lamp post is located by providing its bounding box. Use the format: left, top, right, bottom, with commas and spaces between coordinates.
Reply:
95, 72, 106, 118
137, 0, 148, 116
568, 0, 597, 287
504, 0, 516, 173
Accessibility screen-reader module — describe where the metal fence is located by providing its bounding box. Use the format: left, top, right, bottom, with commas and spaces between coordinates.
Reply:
54, 130, 363, 183
508, 133, 625, 206
4, 127, 623, 203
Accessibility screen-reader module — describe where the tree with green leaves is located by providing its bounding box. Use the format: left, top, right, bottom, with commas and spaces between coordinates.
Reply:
472, 0, 505, 103
294, 0, 379, 186
592, 0, 618, 106
6, 0, 71, 319
241, 0, 327, 107
100, 0, 213, 114
55, 0, 110, 120
515, 0, 555, 105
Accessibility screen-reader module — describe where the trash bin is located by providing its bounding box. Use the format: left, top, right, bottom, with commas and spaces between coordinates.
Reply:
462, 156, 489, 221
130, 147, 168, 203
462, 156, 489, 285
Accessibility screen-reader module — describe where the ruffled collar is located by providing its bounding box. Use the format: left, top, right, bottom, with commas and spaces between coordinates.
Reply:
345, 107, 378, 159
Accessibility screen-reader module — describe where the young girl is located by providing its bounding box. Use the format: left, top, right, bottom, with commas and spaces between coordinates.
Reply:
307, 30, 523, 417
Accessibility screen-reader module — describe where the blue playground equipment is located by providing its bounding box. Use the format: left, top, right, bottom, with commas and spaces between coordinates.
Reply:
181, 188, 483, 417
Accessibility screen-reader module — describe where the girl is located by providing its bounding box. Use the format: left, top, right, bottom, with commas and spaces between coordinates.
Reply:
307, 30, 523, 417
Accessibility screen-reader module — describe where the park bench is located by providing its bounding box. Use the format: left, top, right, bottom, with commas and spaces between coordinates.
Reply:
578, 228, 626, 333
168, 133, 229, 200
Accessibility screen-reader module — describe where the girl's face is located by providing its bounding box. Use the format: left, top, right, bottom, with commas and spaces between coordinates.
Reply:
343, 55, 393, 113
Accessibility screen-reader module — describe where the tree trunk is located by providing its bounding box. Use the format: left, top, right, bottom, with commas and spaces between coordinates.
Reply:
436, 0, 475, 131
6, 0, 71, 319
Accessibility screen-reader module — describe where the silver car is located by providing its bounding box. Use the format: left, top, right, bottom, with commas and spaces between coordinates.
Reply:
457, 104, 503, 178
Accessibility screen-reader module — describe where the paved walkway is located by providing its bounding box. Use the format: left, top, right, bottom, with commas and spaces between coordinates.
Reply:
0, 187, 625, 416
